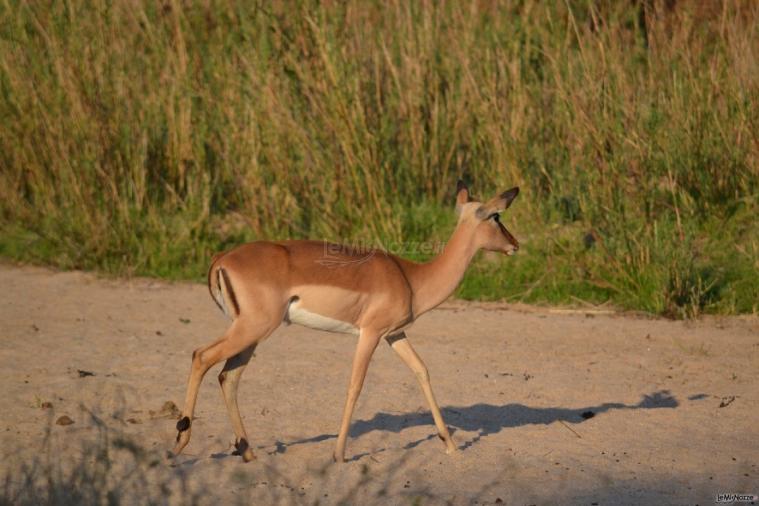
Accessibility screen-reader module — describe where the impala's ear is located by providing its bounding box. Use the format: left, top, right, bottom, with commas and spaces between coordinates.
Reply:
475, 186, 520, 220
500, 186, 520, 208
455, 179, 470, 214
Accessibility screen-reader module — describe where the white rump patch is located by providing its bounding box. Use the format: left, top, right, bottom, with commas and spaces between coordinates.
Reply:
285, 299, 359, 335
215, 270, 233, 319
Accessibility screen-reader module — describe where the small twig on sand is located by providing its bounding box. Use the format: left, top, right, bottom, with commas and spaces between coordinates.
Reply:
558, 420, 582, 439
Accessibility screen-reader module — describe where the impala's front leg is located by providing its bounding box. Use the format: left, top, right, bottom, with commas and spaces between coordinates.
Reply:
333, 329, 381, 463
387, 332, 457, 454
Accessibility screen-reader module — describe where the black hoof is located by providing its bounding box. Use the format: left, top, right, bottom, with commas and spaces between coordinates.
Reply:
176, 416, 191, 432
232, 438, 249, 456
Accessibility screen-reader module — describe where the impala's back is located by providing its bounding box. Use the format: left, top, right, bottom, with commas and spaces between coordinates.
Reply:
208, 240, 414, 336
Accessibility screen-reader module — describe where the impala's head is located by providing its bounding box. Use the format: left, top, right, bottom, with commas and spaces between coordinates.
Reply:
455, 180, 520, 255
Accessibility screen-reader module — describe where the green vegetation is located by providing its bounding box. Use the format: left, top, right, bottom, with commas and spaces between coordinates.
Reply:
1, 1, 757, 317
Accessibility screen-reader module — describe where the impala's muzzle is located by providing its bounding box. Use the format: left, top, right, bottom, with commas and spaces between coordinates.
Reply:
498, 221, 519, 255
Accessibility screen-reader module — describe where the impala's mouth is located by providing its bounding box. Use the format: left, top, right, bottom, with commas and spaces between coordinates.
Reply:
497, 221, 519, 255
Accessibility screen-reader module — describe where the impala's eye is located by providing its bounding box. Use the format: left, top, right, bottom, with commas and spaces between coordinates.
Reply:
490, 213, 500, 222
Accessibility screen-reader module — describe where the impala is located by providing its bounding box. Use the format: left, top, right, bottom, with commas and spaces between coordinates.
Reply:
171, 180, 520, 462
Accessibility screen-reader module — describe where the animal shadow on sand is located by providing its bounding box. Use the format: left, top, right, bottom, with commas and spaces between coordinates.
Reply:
272, 390, 678, 461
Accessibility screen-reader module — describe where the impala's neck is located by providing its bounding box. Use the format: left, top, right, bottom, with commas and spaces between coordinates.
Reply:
405, 222, 479, 316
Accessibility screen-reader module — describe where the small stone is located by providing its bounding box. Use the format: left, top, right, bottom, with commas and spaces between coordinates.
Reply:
40, 401, 53, 409
56, 415, 74, 426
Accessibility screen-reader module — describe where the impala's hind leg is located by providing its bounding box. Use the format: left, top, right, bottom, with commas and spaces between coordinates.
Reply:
218, 344, 257, 462
171, 316, 278, 458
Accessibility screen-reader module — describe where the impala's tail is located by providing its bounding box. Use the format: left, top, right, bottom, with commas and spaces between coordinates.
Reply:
207, 253, 240, 319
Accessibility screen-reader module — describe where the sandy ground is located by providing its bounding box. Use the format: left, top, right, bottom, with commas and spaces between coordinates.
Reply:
0, 263, 757, 505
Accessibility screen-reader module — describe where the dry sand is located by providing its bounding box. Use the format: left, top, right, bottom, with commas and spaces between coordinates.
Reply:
0, 263, 757, 505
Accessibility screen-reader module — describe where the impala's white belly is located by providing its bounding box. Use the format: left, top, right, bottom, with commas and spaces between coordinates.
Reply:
285, 299, 359, 335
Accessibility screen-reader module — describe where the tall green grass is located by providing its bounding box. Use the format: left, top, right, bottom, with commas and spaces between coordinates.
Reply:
1, 1, 757, 316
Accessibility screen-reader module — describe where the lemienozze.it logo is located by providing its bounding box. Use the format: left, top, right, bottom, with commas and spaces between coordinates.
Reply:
715, 492, 758, 503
